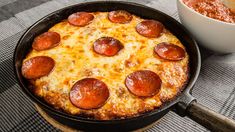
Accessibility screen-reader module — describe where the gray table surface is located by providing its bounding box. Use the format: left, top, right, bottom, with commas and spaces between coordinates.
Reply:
0, 0, 234, 132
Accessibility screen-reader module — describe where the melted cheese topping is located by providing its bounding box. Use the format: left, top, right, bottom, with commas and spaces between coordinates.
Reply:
24, 12, 189, 120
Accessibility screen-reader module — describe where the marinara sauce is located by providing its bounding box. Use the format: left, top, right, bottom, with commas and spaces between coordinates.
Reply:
183, 0, 235, 23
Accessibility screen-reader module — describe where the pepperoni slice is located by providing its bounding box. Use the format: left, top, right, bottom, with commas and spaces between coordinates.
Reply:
154, 42, 185, 61
136, 20, 164, 38
125, 70, 161, 97
32, 32, 60, 51
68, 12, 94, 26
21, 56, 55, 79
93, 37, 123, 56
69, 78, 109, 109
108, 10, 133, 23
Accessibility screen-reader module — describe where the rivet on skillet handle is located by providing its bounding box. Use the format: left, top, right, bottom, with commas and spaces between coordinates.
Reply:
173, 91, 196, 116
175, 93, 235, 132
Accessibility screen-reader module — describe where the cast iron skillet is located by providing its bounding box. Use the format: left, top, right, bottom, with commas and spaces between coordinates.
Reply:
14, 1, 235, 132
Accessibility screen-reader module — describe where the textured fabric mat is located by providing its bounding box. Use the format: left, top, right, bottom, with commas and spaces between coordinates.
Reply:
0, 0, 234, 132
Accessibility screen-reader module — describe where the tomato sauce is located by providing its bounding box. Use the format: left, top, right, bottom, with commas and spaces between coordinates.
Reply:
183, 0, 235, 23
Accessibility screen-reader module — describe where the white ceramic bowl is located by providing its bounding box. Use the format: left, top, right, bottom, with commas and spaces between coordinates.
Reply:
177, 0, 235, 53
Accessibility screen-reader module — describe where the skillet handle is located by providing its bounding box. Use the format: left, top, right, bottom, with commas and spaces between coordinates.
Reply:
186, 101, 235, 132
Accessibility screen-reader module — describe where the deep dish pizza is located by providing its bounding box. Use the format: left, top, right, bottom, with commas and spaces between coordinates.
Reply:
22, 10, 189, 120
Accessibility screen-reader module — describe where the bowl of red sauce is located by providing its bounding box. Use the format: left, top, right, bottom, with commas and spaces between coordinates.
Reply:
177, 0, 235, 53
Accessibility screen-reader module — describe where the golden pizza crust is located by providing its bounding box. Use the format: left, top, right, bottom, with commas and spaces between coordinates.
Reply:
24, 12, 189, 120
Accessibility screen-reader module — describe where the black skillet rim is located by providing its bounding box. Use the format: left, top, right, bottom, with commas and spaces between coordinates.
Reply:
13, 1, 201, 123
